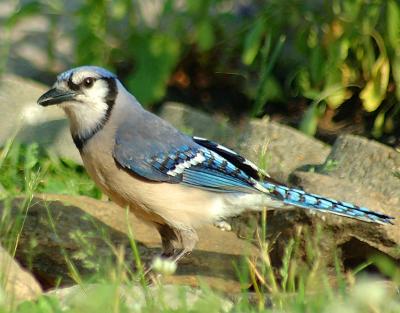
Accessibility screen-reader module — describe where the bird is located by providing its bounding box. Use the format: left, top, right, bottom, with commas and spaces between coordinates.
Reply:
37, 66, 394, 264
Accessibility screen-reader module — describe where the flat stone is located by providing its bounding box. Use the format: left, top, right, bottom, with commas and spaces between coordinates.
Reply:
0, 245, 42, 304
0, 194, 255, 293
0, 195, 142, 290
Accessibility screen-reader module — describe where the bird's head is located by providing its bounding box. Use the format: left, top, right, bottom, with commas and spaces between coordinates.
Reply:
37, 66, 121, 143
38, 66, 117, 112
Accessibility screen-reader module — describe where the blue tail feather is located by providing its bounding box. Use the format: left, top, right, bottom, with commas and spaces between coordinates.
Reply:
263, 182, 394, 225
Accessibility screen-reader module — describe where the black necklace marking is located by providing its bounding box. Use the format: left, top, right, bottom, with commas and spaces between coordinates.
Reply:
73, 77, 118, 151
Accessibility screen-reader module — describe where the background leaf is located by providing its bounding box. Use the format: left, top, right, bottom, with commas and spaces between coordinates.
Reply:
242, 19, 265, 65
360, 56, 390, 112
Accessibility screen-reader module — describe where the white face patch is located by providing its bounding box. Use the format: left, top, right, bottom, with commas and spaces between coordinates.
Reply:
75, 79, 109, 105
61, 98, 108, 138
54, 70, 113, 138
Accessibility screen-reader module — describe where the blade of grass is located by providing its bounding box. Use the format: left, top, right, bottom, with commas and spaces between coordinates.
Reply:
252, 35, 286, 116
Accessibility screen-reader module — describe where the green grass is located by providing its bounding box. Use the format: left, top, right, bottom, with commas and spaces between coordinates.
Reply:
0, 142, 399, 312
0, 140, 100, 200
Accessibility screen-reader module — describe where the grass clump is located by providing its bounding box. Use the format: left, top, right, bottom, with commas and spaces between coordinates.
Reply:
0, 141, 100, 200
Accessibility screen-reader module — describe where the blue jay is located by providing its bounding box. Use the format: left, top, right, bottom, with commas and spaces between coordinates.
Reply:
37, 66, 394, 263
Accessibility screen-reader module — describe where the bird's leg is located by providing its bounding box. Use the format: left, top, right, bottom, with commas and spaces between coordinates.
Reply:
142, 224, 179, 276
142, 225, 197, 282
155, 225, 198, 263
156, 224, 180, 258
172, 227, 199, 263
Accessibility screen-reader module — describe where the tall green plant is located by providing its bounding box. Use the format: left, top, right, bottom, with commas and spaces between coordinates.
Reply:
241, 0, 400, 136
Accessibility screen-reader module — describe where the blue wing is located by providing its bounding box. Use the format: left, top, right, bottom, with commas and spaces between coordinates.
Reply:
112, 112, 265, 193
168, 147, 262, 193
113, 110, 195, 183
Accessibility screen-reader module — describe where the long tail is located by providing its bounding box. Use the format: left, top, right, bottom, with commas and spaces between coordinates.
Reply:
262, 182, 394, 225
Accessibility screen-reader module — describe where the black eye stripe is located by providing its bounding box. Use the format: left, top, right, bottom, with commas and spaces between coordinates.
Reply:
67, 73, 80, 91
67, 74, 98, 90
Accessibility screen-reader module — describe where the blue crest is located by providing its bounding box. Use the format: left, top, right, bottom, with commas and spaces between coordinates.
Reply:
57, 66, 116, 81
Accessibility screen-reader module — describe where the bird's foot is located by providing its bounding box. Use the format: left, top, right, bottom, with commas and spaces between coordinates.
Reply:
170, 248, 191, 264
214, 220, 232, 231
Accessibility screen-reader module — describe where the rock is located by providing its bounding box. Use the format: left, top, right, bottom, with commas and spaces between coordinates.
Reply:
47, 283, 233, 312
236, 118, 330, 182
159, 102, 236, 143
0, 195, 144, 290
1, 1, 72, 82
0, 194, 255, 292
289, 171, 399, 260
321, 134, 400, 202
160, 102, 330, 182
0, 244, 42, 304
0, 74, 81, 164
284, 136, 400, 268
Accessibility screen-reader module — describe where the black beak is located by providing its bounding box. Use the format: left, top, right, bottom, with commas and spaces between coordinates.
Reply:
37, 88, 77, 106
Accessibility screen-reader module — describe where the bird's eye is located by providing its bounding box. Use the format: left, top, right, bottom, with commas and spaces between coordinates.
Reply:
83, 77, 95, 88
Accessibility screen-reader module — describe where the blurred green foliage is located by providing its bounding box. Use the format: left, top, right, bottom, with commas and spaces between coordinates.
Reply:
241, 0, 400, 136
0, 141, 100, 200
8, 0, 400, 138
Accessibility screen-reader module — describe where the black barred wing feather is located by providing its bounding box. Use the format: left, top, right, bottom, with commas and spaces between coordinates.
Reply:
148, 145, 267, 193
192, 136, 272, 179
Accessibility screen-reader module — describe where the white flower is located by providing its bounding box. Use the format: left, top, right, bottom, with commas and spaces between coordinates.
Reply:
151, 257, 177, 275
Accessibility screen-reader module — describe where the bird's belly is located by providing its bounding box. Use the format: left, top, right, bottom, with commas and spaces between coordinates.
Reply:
80, 150, 157, 220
